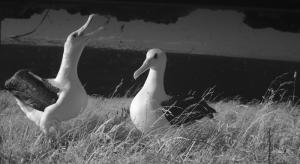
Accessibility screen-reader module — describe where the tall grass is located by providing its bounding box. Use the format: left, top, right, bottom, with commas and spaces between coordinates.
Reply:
0, 77, 299, 163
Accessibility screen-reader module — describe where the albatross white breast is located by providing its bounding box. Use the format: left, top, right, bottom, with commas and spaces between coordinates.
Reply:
130, 48, 217, 133
5, 14, 104, 136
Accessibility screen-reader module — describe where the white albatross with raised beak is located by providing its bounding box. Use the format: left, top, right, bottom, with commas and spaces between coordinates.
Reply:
130, 48, 217, 133
13, 14, 104, 136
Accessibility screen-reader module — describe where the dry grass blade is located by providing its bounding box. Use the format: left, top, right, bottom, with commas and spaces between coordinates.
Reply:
0, 76, 299, 163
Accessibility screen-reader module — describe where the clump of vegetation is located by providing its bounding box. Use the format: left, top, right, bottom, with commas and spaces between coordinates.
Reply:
0, 75, 299, 163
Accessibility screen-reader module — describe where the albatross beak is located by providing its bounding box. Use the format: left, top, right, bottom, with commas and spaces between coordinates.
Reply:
76, 14, 105, 39
76, 14, 95, 36
133, 59, 152, 80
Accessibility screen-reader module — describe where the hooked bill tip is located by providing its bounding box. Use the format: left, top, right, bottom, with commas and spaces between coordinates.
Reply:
133, 70, 142, 80
133, 73, 138, 80
89, 14, 96, 19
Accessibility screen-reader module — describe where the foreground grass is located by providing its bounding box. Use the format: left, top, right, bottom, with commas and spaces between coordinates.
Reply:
0, 90, 299, 164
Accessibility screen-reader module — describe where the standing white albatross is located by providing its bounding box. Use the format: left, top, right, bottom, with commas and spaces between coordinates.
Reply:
130, 48, 217, 133
5, 14, 104, 135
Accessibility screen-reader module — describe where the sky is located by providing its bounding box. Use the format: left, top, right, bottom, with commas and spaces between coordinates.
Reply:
2, 9, 300, 61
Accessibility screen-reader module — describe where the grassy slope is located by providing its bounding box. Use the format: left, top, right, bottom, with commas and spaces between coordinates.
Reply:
0, 90, 299, 164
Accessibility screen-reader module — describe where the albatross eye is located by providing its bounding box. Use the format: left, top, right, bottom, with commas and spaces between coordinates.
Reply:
154, 54, 158, 59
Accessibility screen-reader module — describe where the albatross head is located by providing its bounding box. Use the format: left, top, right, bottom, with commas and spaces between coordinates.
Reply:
65, 14, 104, 49
134, 48, 167, 79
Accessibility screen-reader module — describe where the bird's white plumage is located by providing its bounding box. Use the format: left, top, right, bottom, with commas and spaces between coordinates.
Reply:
130, 49, 172, 133
16, 14, 104, 136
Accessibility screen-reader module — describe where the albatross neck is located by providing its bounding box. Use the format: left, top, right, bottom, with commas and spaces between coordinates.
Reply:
142, 64, 167, 99
55, 46, 84, 82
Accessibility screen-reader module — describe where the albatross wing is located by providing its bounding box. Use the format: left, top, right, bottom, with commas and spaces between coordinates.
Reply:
4, 69, 59, 111
161, 94, 216, 125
